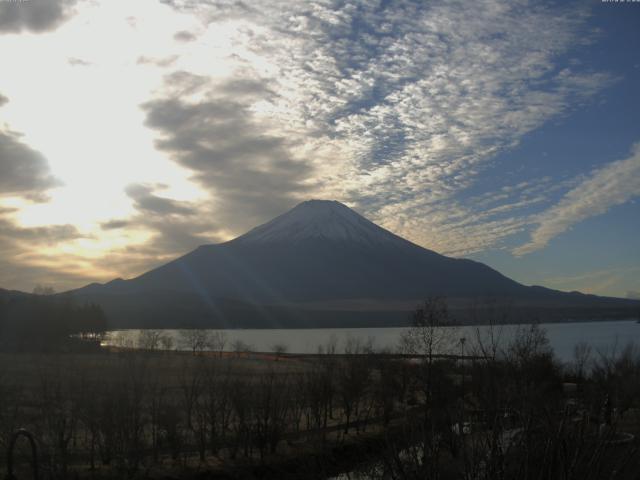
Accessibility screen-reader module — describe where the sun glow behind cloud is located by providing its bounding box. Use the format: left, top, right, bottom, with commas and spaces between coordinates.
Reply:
0, 0, 216, 281
0, 1, 213, 228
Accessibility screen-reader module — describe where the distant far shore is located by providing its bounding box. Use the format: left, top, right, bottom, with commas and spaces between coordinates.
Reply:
107, 315, 640, 331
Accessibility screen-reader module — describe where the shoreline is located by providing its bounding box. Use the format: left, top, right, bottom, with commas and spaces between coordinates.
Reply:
106, 316, 640, 332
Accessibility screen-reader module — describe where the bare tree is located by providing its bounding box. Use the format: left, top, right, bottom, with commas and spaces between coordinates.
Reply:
401, 297, 456, 359
317, 334, 339, 355
35, 359, 81, 478
271, 342, 289, 360
229, 376, 253, 459
112, 332, 135, 349
253, 369, 291, 459
469, 297, 508, 362
231, 339, 252, 358
179, 360, 208, 462
202, 362, 233, 455
159, 333, 175, 351
179, 329, 210, 355
571, 341, 592, 380
304, 360, 335, 445
137, 330, 162, 351
398, 297, 458, 477
337, 337, 373, 434
208, 331, 227, 357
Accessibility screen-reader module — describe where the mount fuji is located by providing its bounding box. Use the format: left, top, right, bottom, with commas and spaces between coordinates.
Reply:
71, 200, 639, 328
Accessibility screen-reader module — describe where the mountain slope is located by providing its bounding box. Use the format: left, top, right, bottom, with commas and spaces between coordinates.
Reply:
72, 200, 640, 327
79, 200, 524, 300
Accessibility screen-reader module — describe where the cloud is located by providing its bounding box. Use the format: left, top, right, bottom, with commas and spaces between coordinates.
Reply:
158, 0, 612, 257
217, 78, 272, 99
514, 143, 640, 255
628, 291, 640, 301
0, 0, 77, 34
136, 55, 179, 68
0, 183, 213, 291
0, 216, 79, 245
0, 90, 59, 200
0, 205, 212, 292
173, 30, 196, 42
141, 71, 311, 231
126, 213, 214, 257
0, 129, 60, 201
0, 0, 625, 291
125, 183, 196, 216
114, 183, 221, 265
67, 57, 91, 67
0, 212, 89, 291
100, 219, 130, 230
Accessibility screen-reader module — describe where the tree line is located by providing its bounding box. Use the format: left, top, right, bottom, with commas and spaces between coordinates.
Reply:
0, 291, 107, 351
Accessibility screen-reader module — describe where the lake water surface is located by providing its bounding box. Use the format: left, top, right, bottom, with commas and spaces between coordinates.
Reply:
106, 319, 640, 362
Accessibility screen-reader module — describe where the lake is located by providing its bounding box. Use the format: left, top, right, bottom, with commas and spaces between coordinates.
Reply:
105, 319, 640, 363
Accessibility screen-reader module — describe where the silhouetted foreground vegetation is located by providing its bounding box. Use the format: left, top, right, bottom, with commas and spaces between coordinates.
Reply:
0, 293, 107, 351
1, 298, 640, 479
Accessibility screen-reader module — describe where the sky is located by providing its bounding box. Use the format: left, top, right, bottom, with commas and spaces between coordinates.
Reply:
0, 0, 638, 298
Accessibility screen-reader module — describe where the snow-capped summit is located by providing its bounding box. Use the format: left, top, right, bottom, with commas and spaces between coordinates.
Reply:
70, 199, 638, 329
235, 200, 405, 247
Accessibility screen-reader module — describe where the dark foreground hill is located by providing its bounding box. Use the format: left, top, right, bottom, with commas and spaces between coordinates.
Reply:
69, 200, 639, 328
